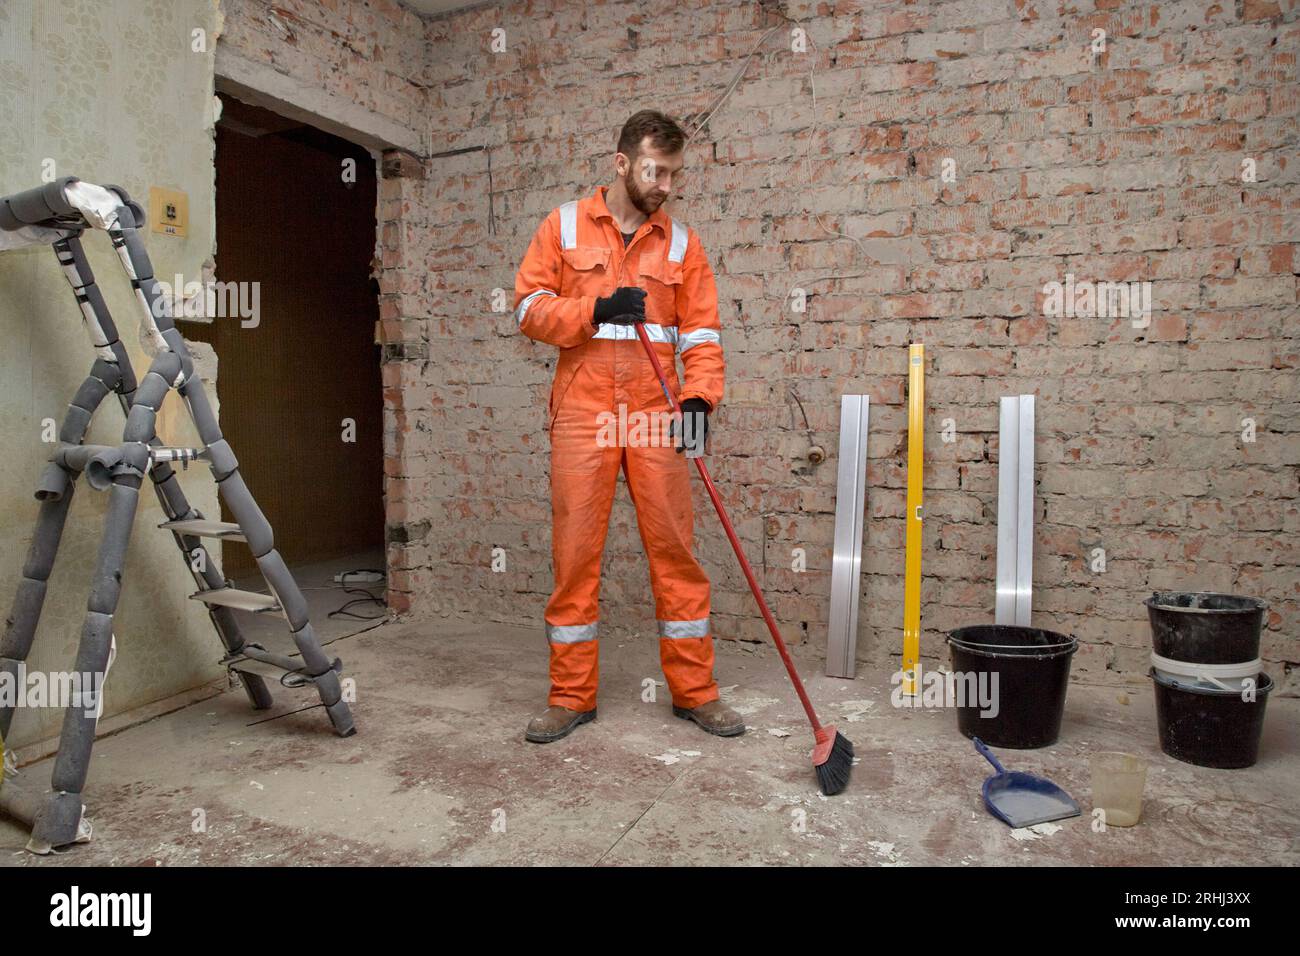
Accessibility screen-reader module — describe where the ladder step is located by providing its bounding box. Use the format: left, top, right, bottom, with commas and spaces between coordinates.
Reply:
227, 644, 300, 672
190, 587, 280, 613
160, 518, 247, 541
224, 646, 341, 688
228, 661, 299, 685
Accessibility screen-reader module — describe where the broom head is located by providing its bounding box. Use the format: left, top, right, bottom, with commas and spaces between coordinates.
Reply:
812, 724, 853, 796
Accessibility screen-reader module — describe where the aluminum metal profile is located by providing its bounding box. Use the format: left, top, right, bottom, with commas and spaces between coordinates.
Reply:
995, 395, 1036, 627
826, 395, 870, 678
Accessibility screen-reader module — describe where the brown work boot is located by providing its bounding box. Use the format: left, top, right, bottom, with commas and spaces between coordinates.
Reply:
672, 699, 746, 737
525, 705, 596, 743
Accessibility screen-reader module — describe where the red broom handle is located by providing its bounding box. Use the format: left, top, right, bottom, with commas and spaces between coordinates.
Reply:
633, 322, 824, 734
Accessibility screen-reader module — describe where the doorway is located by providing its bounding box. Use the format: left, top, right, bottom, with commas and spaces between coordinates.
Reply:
185, 93, 384, 603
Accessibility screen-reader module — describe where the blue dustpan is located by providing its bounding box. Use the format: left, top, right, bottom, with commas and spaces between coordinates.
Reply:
973, 737, 1080, 828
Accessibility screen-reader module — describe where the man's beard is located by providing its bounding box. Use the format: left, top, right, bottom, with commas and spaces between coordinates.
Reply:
623, 165, 665, 217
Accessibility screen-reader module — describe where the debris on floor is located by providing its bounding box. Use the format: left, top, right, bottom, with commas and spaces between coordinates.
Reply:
1009, 822, 1064, 842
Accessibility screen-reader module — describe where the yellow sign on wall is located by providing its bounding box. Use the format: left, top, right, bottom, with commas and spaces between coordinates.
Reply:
148, 186, 188, 237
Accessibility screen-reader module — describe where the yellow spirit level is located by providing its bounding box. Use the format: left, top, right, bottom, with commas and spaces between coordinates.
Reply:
902, 344, 924, 696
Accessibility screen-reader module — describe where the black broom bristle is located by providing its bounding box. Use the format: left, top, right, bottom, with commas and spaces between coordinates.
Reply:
814, 731, 854, 796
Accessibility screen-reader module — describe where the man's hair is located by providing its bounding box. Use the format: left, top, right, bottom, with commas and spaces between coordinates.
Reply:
617, 110, 686, 158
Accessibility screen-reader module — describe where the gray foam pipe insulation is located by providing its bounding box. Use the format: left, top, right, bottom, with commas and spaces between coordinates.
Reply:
0, 177, 355, 853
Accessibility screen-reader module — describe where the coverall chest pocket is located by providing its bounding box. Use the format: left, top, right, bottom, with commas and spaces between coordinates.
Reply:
638, 255, 682, 326
560, 246, 611, 295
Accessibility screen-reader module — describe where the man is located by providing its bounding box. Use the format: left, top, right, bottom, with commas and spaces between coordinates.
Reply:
513, 110, 745, 743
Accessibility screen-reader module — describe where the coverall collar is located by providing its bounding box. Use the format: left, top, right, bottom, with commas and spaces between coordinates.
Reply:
592, 184, 669, 238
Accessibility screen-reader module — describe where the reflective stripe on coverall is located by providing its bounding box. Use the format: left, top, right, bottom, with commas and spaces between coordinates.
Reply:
514, 185, 725, 712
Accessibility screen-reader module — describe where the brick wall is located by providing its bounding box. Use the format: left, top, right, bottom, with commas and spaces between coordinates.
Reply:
219, 0, 431, 146
269, 0, 1300, 691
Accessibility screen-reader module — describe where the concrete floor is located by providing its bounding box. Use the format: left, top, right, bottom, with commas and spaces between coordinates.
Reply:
2, 615, 1296, 866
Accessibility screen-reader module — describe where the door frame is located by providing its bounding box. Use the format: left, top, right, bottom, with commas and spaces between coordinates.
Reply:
214, 46, 416, 610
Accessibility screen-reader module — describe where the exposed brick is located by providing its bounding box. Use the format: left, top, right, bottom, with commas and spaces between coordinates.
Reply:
223, 0, 1300, 685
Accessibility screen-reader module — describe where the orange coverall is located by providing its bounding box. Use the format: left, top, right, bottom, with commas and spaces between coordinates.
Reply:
514, 186, 725, 712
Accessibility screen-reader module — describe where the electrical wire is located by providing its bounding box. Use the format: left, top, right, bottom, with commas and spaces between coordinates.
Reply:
327, 585, 387, 621
287, 567, 388, 618
684, 23, 784, 142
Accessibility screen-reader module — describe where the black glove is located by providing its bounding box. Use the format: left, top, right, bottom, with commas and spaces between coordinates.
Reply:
671, 398, 711, 456
592, 286, 646, 327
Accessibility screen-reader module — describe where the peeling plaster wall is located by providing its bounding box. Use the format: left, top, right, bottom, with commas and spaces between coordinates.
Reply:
0, 0, 430, 752
0, 0, 224, 748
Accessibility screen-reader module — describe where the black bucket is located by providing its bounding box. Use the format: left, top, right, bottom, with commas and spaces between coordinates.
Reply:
1151, 669, 1273, 769
1145, 592, 1267, 665
947, 625, 1078, 750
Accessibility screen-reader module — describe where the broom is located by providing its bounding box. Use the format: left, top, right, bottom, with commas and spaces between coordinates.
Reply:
633, 322, 854, 795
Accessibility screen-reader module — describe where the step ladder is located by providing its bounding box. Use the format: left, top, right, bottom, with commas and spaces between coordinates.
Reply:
0, 177, 356, 852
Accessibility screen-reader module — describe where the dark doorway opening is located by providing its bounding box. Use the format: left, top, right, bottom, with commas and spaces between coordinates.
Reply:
185, 93, 384, 620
